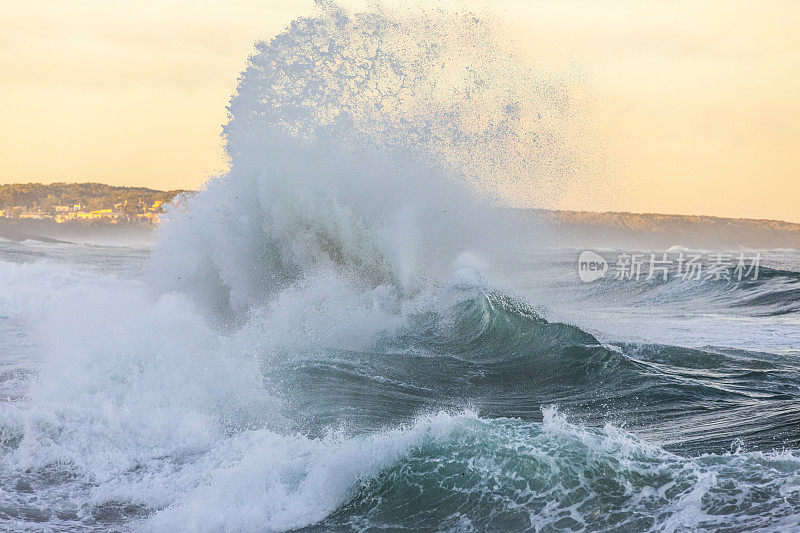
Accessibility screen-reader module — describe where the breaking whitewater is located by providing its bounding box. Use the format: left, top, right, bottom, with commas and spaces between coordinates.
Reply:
2, 5, 799, 532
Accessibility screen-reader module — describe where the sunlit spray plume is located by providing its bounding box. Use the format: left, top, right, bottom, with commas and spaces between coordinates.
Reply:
151, 2, 584, 322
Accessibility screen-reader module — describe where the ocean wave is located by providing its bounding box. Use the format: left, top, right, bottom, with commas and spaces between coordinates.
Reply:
1, 251, 799, 530
0, 2, 798, 530
313, 409, 800, 532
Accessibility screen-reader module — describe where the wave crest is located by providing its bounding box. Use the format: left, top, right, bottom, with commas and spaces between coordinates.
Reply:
150, 3, 583, 322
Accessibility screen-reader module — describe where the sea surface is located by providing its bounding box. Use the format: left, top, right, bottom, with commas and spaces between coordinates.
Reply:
0, 240, 798, 531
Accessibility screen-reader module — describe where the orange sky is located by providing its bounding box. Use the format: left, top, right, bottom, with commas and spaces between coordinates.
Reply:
1, 0, 798, 222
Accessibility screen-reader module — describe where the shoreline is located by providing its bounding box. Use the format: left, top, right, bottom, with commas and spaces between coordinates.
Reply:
0, 218, 157, 247
3, 208, 800, 250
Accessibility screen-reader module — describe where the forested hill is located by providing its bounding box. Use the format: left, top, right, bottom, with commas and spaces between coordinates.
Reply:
0, 183, 186, 212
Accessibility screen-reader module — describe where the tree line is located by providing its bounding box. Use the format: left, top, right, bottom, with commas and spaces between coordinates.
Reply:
0, 183, 187, 212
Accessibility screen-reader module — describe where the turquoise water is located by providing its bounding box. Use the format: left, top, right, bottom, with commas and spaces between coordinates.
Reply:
1, 242, 799, 531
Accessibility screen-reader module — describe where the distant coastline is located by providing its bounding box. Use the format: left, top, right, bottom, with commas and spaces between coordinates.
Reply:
1, 183, 798, 250
519, 208, 800, 250
0, 182, 189, 246
0, 182, 188, 225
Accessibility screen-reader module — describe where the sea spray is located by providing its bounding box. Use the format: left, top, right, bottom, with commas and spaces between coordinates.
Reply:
150, 2, 585, 322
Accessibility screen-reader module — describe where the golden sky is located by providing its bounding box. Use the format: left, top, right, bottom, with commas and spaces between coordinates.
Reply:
1, 0, 799, 221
